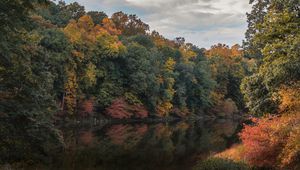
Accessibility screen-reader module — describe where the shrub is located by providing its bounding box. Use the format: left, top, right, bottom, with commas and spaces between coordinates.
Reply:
239, 114, 300, 169
105, 97, 148, 119
105, 98, 133, 119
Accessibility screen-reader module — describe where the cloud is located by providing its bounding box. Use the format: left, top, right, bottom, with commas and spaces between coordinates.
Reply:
63, 0, 251, 48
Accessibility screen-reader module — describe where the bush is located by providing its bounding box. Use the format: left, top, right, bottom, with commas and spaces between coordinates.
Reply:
105, 97, 148, 119
239, 113, 300, 169
193, 158, 250, 170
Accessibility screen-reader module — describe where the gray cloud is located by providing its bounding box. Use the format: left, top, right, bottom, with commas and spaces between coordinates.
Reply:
64, 0, 251, 48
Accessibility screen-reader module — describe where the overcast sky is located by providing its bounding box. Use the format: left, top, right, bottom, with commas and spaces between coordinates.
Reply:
63, 0, 252, 48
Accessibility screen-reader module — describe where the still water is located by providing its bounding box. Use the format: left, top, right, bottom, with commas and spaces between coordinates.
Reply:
45, 119, 240, 170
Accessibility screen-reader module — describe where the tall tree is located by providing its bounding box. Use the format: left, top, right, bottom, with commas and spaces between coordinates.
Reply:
241, 0, 300, 115
243, 0, 270, 59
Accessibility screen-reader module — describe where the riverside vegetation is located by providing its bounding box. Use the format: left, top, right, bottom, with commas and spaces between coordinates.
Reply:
0, 0, 299, 169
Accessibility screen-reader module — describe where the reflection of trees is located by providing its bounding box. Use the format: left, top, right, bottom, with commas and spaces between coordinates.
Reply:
106, 124, 148, 148
49, 120, 240, 170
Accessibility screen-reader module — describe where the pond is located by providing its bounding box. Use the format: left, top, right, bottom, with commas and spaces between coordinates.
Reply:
45, 119, 241, 170
0, 118, 242, 170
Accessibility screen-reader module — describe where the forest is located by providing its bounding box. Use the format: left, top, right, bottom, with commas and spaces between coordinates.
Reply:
0, 0, 299, 169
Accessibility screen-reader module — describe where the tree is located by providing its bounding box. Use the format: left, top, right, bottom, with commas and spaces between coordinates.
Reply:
87, 11, 107, 25
243, 0, 271, 59
111, 11, 149, 36
37, 1, 85, 27
241, 0, 300, 115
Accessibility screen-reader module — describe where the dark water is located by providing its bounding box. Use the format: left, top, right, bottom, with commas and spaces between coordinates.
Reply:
47, 119, 240, 170
0, 119, 241, 170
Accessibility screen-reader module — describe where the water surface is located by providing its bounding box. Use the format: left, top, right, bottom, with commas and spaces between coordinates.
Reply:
48, 119, 240, 170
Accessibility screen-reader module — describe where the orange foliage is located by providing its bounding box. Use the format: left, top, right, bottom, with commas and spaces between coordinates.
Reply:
280, 125, 300, 169
151, 31, 177, 48
278, 83, 300, 113
205, 43, 243, 58
102, 17, 121, 35
78, 98, 94, 117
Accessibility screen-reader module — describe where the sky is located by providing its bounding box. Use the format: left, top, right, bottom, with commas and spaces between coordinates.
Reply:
63, 0, 252, 49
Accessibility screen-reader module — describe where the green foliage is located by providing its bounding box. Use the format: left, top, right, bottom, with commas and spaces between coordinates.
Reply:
241, 0, 300, 115
1, 0, 224, 119
0, 116, 64, 164
243, 0, 271, 59
193, 158, 250, 170
87, 11, 107, 25
37, 1, 85, 27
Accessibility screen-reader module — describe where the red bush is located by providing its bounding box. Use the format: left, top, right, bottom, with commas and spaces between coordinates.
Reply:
78, 98, 95, 117
105, 98, 133, 119
239, 114, 300, 168
106, 97, 148, 119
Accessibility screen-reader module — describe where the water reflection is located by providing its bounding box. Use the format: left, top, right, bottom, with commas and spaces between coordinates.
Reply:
48, 119, 240, 170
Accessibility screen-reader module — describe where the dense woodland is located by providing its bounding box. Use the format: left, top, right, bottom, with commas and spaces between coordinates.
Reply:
0, 0, 299, 169
0, 0, 251, 120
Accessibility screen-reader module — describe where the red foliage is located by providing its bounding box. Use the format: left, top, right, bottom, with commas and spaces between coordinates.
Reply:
106, 124, 148, 145
105, 98, 133, 119
239, 115, 300, 168
106, 124, 132, 145
130, 105, 148, 118
106, 97, 148, 119
136, 124, 148, 136
83, 99, 94, 113
239, 117, 282, 167
78, 98, 94, 117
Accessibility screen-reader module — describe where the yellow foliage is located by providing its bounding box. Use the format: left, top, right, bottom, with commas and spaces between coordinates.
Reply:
64, 19, 82, 43
206, 43, 243, 58
278, 83, 300, 113
64, 68, 78, 115
84, 63, 97, 87
215, 144, 246, 163
179, 46, 196, 62
64, 15, 126, 58
78, 15, 94, 31
164, 58, 176, 71
102, 17, 121, 35
156, 101, 173, 117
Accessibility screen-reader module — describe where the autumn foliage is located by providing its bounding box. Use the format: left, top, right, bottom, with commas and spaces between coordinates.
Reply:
205, 43, 243, 58
105, 98, 148, 119
106, 124, 148, 145
239, 114, 300, 169
78, 98, 95, 117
